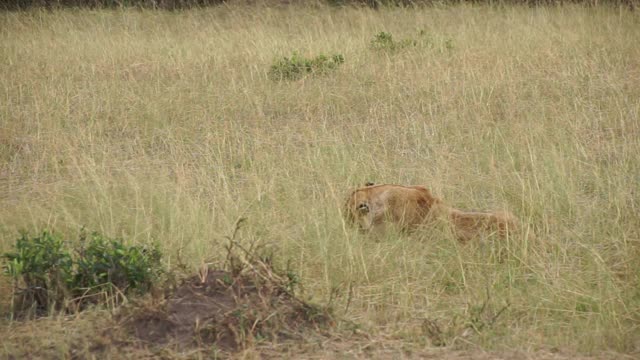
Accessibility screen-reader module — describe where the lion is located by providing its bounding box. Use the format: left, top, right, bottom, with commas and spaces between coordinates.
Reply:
343, 183, 518, 241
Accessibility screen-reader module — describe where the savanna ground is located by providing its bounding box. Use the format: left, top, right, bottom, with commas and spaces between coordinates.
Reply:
1, 2, 640, 358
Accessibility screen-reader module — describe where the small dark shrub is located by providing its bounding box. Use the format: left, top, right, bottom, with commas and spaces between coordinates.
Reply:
268, 52, 345, 81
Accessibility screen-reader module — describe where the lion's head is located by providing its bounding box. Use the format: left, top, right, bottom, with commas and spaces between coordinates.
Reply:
343, 184, 442, 232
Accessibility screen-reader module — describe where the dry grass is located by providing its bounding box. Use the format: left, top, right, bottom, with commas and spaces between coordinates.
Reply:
1, 2, 639, 357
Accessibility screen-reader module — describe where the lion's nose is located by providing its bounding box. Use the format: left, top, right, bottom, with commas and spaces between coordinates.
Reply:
357, 203, 370, 214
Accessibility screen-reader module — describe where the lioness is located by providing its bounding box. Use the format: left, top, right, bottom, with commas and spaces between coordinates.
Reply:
344, 183, 518, 241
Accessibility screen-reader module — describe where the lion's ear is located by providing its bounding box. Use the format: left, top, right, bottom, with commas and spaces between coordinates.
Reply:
416, 188, 441, 212
365, 182, 375, 186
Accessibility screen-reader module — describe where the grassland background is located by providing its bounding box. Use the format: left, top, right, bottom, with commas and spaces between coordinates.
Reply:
1, 3, 639, 356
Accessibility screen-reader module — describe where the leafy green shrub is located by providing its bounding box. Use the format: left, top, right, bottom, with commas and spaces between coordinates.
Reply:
370, 31, 417, 52
2, 229, 163, 317
74, 231, 162, 296
3, 231, 73, 314
268, 52, 345, 81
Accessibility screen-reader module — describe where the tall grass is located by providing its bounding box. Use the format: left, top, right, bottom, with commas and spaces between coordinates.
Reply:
1, 3, 639, 354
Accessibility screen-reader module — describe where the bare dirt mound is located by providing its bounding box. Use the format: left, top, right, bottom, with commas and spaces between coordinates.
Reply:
120, 265, 333, 354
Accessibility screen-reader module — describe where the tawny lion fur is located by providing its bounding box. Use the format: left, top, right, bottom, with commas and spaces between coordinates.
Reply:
343, 183, 518, 241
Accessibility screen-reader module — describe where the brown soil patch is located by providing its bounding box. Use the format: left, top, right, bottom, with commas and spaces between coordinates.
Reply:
120, 267, 333, 354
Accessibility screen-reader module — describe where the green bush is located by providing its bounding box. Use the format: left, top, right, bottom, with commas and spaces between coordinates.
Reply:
2, 229, 163, 316
3, 231, 74, 313
370, 31, 417, 52
268, 52, 345, 81
370, 31, 454, 53
74, 231, 162, 295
